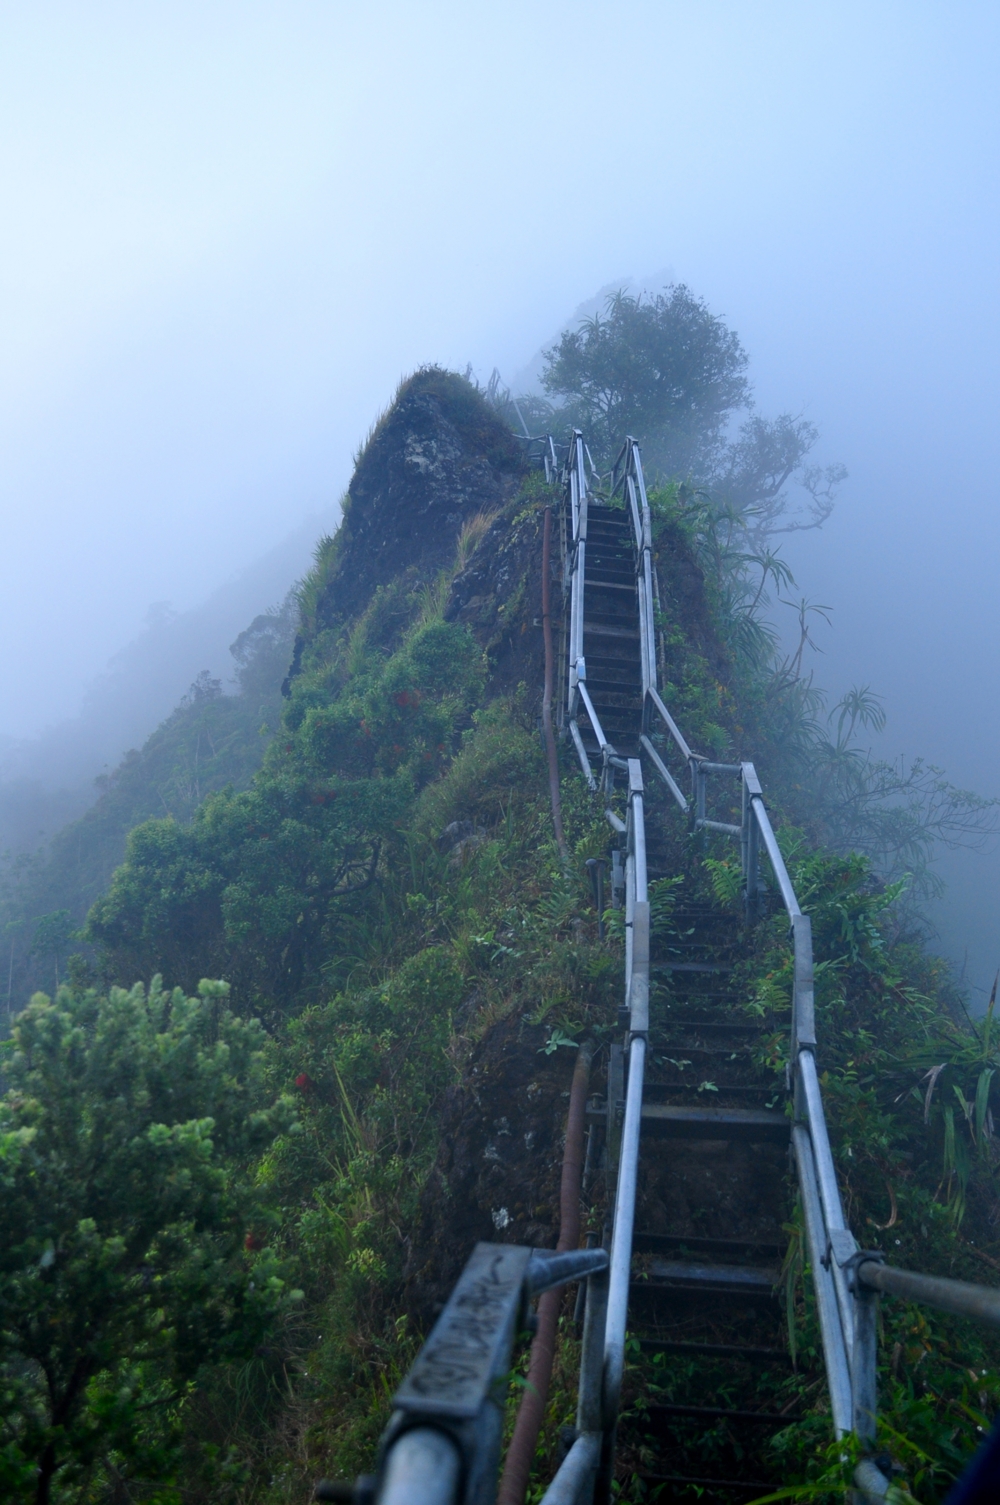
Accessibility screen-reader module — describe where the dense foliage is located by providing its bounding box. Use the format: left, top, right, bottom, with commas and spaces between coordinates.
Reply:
642, 482, 999, 902
86, 611, 488, 1011
517, 286, 847, 544
0, 600, 296, 1006
2, 343, 998, 1503
0, 978, 296, 1504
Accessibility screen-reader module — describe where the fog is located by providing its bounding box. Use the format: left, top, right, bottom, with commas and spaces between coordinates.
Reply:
3, 3, 999, 992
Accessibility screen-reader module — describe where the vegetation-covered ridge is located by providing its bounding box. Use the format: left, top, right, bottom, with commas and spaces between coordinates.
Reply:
1, 343, 999, 1505
0, 597, 297, 1006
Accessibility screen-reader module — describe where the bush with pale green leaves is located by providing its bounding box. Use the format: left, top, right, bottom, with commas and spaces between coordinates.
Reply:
0, 976, 298, 1505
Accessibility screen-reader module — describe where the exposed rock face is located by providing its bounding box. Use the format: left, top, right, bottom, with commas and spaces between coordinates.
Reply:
655, 517, 730, 682
445, 502, 554, 698
314, 368, 526, 633
405, 1010, 576, 1325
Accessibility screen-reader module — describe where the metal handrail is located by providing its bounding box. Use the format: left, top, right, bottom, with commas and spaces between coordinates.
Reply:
345, 432, 1000, 1505
557, 437, 1000, 1505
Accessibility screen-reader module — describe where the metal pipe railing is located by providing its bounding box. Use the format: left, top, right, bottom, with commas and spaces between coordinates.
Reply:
639, 733, 688, 812
602, 1033, 645, 1427
538, 1433, 602, 1505
567, 432, 588, 723
576, 682, 612, 754
646, 685, 692, 763
791, 1126, 854, 1435
342, 429, 1000, 1505
379, 1429, 462, 1505
747, 793, 802, 918
857, 1261, 1000, 1324
602, 442, 1000, 1485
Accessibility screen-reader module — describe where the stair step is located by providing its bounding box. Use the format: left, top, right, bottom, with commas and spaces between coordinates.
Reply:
656, 1017, 757, 1028
633, 1472, 774, 1496
587, 623, 641, 641
637, 1338, 790, 1365
634, 1233, 786, 1258
644, 1402, 798, 1425
582, 674, 643, 689
639, 1258, 778, 1295
640, 1104, 789, 1141
652, 961, 734, 974
581, 592, 635, 611
645, 1049, 757, 1064
643, 1082, 779, 1099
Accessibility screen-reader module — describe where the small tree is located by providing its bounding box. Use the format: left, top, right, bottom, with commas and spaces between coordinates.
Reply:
0, 977, 296, 1503
537, 285, 847, 541
29, 912, 75, 992
541, 285, 750, 475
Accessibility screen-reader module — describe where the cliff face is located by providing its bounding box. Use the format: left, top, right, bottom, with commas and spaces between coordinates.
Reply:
314, 368, 526, 633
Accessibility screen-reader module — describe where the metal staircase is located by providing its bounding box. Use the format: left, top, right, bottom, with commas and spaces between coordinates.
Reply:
575, 500, 644, 758
337, 428, 1000, 1505
605, 897, 793, 1499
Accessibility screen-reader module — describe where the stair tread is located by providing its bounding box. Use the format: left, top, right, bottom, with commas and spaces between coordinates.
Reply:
633, 1472, 774, 1492
644, 1402, 796, 1424
643, 1083, 778, 1097
635, 1233, 785, 1256
637, 1338, 790, 1364
645, 1256, 777, 1287
640, 1103, 788, 1140
642, 1103, 785, 1124
656, 1018, 757, 1028
652, 961, 734, 973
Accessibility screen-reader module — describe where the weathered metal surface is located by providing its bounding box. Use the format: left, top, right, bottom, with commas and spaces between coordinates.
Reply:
394, 1243, 531, 1420
641, 1259, 778, 1294
858, 1260, 1000, 1325
379, 1430, 462, 1505
639, 1103, 789, 1142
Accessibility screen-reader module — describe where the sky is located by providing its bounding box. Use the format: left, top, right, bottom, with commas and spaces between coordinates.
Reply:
2, 0, 1000, 991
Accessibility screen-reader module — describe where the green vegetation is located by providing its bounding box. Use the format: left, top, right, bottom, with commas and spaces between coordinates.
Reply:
642, 481, 998, 903
0, 339, 997, 1503
518, 285, 847, 542
0, 977, 295, 1504
0, 600, 296, 1009
682, 835, 1000, 1501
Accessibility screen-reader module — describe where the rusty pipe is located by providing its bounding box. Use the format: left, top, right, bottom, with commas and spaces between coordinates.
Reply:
497, 1039, 594, 1505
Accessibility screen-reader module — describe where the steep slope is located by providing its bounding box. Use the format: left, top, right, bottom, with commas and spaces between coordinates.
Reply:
8, 367, 1000, 1505
0, 601, 296, 1004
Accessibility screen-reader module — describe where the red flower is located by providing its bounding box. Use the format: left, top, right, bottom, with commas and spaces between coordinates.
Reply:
295, 1072, 315, 1092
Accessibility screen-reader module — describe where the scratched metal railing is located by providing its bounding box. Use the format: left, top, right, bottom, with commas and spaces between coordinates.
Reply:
323, 435, 1000, 1505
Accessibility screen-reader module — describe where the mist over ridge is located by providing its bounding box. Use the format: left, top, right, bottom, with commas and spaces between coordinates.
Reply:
3, 2, 999, 997
0, 507, 336, 855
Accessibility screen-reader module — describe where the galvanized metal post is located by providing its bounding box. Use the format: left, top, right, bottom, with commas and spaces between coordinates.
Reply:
379, 1429, 462, 1505
791, 914, 816, 1128
741, 763, 762, 920
576, 1260, 608, 1432
606, 1043, 624, 1184
852, 1280, 879, 1447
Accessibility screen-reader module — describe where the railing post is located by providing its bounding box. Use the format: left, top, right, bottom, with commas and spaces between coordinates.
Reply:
606, 1042, 624, 1182
741, 762, 762, 921
573, 1262, 608, 1505
851, 1277, 879, 1448
567, 432, 587, 724
791, 916, 816, 1066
